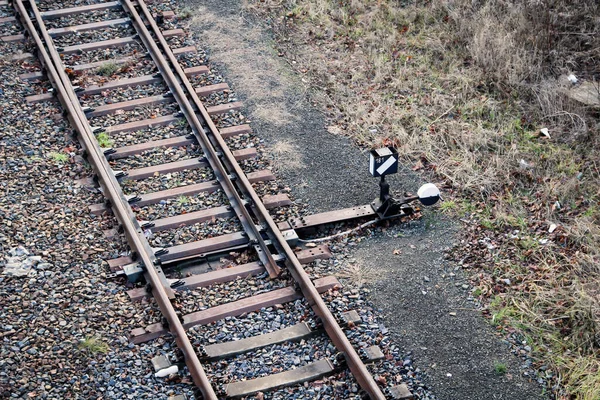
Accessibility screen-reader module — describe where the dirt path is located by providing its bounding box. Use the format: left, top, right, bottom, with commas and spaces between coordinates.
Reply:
184, 1, 547, 398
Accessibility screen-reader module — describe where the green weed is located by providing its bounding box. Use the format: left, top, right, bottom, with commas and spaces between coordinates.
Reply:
518, 237, 539, 251
96, 132, 113, 148
494, 362, 507, 375
97, 62, 119, 77
78, 336, 109, 355
480, 218, 494, 230
439, 200, 457, 213
177, 7, 193, 19
49, 152, 68, 163
177, 196, 189, 206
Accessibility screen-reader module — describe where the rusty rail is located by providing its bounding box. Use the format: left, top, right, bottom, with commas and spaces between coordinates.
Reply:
120, 0, 281, 279
14, 0, 387, 397
13, 1, 219, 399
127, 1, 387, 398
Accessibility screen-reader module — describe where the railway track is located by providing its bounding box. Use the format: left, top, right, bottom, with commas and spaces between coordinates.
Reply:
7, 0, 416, 398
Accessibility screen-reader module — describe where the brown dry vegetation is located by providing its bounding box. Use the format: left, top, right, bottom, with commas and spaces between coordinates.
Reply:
245, 0, 599, 398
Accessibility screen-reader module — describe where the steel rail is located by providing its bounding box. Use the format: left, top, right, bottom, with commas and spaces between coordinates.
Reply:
121, 0, 281, 279
15, 1, 219, 398
132, 1, 387, 398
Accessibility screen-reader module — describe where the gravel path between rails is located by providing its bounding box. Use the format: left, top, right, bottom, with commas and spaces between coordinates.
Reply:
183, 1, 548, 399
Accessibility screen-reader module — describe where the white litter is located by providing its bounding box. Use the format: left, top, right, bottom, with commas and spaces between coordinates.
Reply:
567, 74, 578, 84
155, 365, 178, 378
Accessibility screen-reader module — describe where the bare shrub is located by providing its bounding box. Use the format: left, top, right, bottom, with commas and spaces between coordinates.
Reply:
443, 0, 599, 85
532, 78, 589, 139
464, 5, 540, 85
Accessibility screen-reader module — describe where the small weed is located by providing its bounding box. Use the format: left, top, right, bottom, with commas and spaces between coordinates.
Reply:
439, 200, 457, 213
78, 336, 109, 355
177, 118, 189, 129
49, 152, 68, 163
460, 200, 477, 215
349, 27, 364, 40
288, 5, 304, 18
96, 132, 113, 148
556, 159, 581, 176
495, 212, 527, 231
177, 7, 193, 19
177, 196, 189, 206
25, 155, 42, 164
423, 211, 438, 230
582, 206, 597, 218
494, 362, 507, 375
518, 237, 539, 251
338, 262, 385, 288
480, 218, 494, 230
490, 296, 514, 326
97, 62, 119, 77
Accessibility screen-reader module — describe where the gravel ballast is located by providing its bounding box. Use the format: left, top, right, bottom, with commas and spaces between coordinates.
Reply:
0, 53, 194, 400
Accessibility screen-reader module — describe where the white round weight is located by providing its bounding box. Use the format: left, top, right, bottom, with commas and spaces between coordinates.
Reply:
417, 183, 440, 206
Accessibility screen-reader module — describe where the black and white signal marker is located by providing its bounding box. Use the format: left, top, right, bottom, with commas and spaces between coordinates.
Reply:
369, 147, 398, 177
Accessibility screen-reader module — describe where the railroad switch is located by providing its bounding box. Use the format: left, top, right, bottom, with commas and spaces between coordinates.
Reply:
369, 147, 440, 219
276, 149, 440, 243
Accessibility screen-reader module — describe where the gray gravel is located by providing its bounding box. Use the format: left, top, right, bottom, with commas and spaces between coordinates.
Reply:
132, 189, 228, 220
92, 102, 181, 127
0, 3, 211, 398
61, 42, 144, 66
108, 124, 186, 148
37, 0, 110, 12
44, 8, 128, 30
82, 83, 168, 108
52, 26, 135, 47
121, 167, 214, 195
109, 145, 201, 170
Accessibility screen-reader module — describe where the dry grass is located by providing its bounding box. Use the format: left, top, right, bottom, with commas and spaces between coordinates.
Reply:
245, 0, 600, 397
78, 336, 109, 355
268, 140, 305, 172
185, 7, 302, 128
338, 262, 386, 288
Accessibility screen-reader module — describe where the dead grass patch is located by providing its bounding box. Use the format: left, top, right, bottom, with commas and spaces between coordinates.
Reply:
338, 261, 386, 288
268, 140, 304, 173
185, 7, 302, 128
